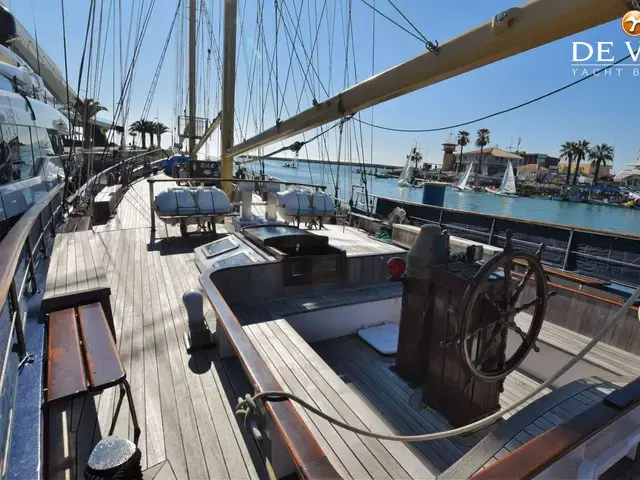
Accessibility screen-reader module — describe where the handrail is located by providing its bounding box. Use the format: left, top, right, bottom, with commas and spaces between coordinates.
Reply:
471, 377, 640, 479
0, 182, 64, 366
0, 184, 63, 320
199, 271, 339, 479
358, 191, 640, 240
69, 148, 168, 204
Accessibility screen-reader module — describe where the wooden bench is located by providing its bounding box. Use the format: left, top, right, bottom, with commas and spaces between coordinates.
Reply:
244, 318, 436, 479
42, 230, 115, 339
46, 303, 140, 443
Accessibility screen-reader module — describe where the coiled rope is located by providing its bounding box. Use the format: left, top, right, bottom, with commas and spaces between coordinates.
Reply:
237, 283, 640, 442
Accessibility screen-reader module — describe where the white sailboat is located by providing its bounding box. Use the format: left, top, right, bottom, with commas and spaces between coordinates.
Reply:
453, 162, 474, 192
397, 146, 421, 188
487, 160, 518, 197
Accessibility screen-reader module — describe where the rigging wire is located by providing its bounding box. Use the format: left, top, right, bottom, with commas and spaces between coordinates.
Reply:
369, 0, 375, 198
30, 0, 42, 76
141, 0, 183, 121
386, 0, 431, 47
358, 0, 422, 44
352, 53, 633, 133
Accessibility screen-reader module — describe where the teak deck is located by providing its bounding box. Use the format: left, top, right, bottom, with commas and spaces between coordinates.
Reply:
46, 180, 261, 480
41, 176, 640, 479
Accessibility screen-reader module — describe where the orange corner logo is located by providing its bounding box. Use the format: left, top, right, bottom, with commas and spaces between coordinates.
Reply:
623, 11, 640, 36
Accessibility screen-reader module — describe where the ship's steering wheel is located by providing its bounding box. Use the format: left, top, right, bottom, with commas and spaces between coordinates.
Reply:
457, 232, 551, 383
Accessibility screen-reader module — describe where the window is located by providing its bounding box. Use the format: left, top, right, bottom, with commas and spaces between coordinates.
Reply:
47, 130, 64, 155
35, 127, 54, 156
0, 75, 15, 93
14, 126, 35, 180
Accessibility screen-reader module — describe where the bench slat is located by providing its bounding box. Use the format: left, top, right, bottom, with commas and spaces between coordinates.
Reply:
47, 309, 88, 402
77, 303, 125, 390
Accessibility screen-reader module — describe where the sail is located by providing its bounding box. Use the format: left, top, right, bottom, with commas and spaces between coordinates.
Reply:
397, 153, 412, 186
458, 162, 473, 189
500, 160, 517, 194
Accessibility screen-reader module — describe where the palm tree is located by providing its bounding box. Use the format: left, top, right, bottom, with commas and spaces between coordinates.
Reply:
76, 98, 107, 148
129, 121, 146, 149
572, 140, 590, 185
559, 141, 576, 186
475, 128, 490, 177
141, 120, 155, 148
589, 143, 614, 186
457, 130, 470, 173
154, 122, 169, 147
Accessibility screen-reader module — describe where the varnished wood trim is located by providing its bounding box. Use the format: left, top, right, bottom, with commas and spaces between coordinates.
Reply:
0, 184, 63, 313
510, 270, 639, 312
200, 273, 340, 479
471, 377, 640, 480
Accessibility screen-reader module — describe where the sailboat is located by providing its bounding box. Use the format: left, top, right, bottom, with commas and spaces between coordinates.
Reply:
452, 161, 474, 192
397, 146, 421, 188
487, 159, 518, 197
4, 2, 640, 480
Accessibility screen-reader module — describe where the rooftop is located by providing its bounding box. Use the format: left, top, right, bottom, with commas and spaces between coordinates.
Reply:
519, 164, 549, 171
462, 147, 523, 160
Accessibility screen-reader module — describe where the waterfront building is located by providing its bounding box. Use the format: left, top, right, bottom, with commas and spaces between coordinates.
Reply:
517, 163, 550, 182
557, 161, 612, 178
458, 147, 523, 177
519, 152, 560, 170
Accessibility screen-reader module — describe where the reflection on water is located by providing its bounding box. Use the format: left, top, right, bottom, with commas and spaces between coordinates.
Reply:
258, 160, 640, 236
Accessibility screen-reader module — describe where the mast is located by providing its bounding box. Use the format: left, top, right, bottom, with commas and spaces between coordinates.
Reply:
220, 0, 238, 197
188, 0, 197, 162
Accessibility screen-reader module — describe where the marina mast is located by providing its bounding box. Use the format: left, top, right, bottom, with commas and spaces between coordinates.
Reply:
220, 0, 237, 197
188, 0, 197, 161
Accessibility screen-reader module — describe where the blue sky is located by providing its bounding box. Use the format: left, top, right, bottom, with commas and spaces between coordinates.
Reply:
6, 0, 638, 170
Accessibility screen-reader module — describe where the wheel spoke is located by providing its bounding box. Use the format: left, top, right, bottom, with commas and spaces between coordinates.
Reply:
502, 261, 512, 307
509, 323, 540, 353
475, 323, 507, 367
514, 297, 542, 314
483, 292, 505, 315
510, 267, 534, 306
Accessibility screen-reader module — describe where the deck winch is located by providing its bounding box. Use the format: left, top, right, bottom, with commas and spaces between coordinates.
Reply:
395, 224, 550, 427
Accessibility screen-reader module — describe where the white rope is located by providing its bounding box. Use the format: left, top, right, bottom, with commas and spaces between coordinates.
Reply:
237, 283, 640, 442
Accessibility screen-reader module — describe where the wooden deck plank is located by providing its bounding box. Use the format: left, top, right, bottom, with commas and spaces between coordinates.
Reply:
138, 229, 165, 468
74, 231, 88, 292
315, 335, 463, 471
173, 249, 261, 479
52, 232, 68, 296
161, 252, 233, 479
266, 320, 435, 479
253, 321, 398, 480
48, 177, 294, 479
148, 244, 189, 479
155, 251, 209, 479
243, 324, 353, 479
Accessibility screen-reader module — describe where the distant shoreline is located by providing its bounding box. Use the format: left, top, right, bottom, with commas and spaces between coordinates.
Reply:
240, 154, 405, 170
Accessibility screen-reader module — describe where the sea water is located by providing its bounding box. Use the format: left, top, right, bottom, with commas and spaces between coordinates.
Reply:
255, 160, 640, 236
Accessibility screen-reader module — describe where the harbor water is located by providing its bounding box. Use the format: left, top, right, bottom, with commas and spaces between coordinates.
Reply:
254, 160, 640, 236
